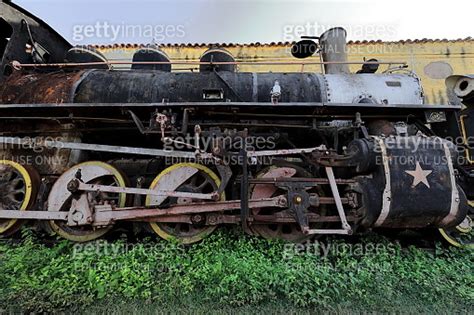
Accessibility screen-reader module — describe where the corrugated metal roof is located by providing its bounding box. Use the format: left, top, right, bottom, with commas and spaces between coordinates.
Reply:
90, 37, 474, 49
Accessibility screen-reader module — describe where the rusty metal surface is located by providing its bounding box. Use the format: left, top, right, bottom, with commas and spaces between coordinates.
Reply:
0, 123, 84, 175
93, 196, 287, 225
251, 167, 297, 200
77, 181, 218, 200
2, 66, 422, 106
249, 177, 356, 184
0, 71, 85, 104
0, 0, 470, 241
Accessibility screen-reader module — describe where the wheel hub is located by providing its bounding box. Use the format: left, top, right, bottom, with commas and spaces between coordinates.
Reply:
0, 165, 25, 210
250, 164, 326, 243
47, 161, 127, 242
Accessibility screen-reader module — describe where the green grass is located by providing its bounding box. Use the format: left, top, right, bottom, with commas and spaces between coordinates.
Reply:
0, 228, 472, 313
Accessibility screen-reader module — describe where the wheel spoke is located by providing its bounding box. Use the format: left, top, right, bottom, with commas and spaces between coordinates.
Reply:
8, 189, 26, 196
0, 161, 39, 236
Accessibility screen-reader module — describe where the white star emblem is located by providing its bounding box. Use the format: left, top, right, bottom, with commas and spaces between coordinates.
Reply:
405, 162, 432, 188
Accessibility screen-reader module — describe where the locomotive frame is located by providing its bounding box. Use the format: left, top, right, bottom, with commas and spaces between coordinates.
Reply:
0, 1, 472, 247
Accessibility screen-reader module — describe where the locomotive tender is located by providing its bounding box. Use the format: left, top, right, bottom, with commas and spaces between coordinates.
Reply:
0, 1, 472, 246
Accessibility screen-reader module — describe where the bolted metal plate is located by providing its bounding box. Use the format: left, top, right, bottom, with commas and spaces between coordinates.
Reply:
251, 167, 297, 200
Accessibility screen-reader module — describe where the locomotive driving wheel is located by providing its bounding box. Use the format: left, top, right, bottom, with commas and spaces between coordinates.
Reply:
439, 211, 474, 249
249, 163, 326, 243
146, 163, 225, 244
47, 161, 127, 242
0, 160, 40, 237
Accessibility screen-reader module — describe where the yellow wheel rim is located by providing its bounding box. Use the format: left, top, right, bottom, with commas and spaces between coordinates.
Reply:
48, 161, 127, 242
439, 215, 474, 249
0, 160, 34, 234
146, 163, 224, 244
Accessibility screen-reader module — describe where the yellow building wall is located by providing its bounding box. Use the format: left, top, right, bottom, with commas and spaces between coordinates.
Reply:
98, 39, 474, 105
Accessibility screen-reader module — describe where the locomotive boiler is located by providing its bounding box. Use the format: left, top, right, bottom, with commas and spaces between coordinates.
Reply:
0, 1, 472, 247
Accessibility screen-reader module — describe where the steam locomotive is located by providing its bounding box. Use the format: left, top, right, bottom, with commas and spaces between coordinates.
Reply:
0, 1, 472, 247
